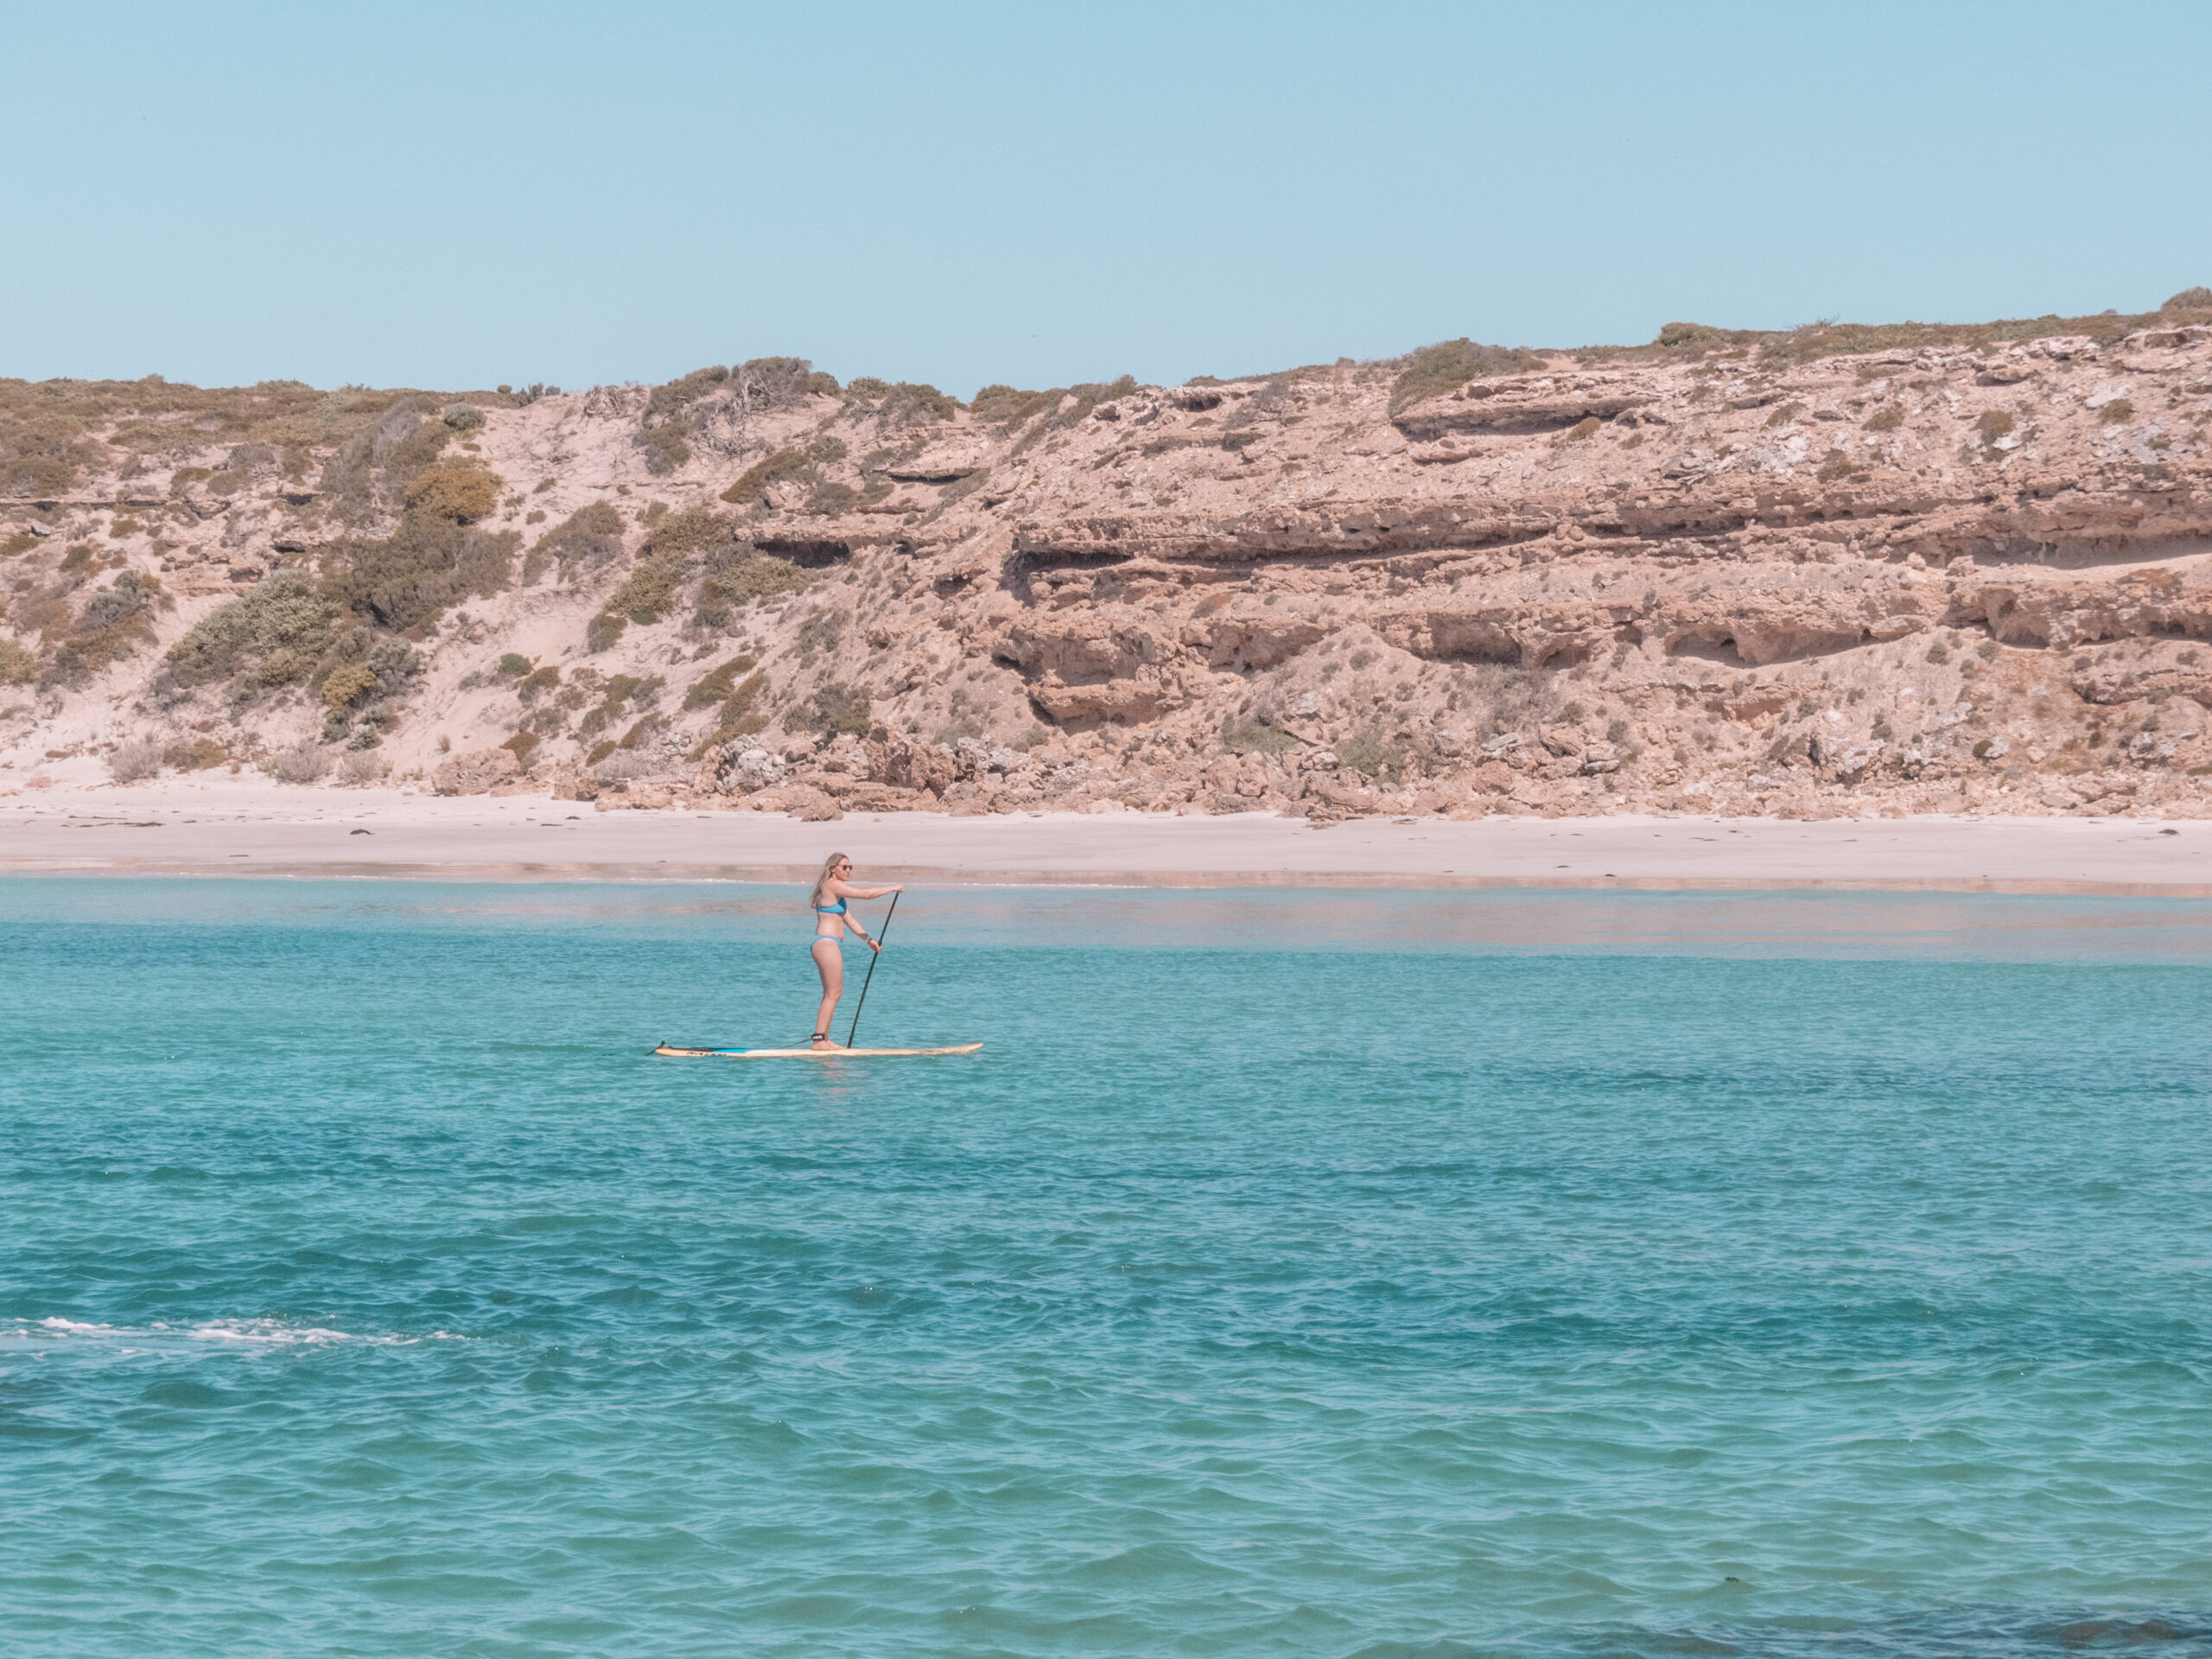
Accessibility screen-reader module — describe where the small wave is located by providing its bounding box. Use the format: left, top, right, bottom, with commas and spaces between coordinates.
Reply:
6, 1317, 467, 1349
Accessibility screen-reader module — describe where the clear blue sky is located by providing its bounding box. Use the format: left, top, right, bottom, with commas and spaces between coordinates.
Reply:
5, 1, 2207, 395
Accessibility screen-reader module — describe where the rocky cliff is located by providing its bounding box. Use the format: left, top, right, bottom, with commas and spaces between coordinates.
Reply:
5, 295, 2212, 821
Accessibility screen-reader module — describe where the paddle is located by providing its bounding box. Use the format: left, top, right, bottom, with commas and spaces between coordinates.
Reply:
844, 890, 899, 1048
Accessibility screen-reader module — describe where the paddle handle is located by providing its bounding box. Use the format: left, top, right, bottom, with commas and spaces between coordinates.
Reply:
844, 890, 899, 1047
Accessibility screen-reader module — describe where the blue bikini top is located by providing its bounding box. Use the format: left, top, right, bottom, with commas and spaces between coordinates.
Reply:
815, 897, 847, 915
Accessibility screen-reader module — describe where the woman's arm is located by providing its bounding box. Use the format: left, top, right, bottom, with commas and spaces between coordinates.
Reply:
823, 880, 903, 901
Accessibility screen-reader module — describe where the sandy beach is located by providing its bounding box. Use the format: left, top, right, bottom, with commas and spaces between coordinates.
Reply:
2, 781, 2205, 892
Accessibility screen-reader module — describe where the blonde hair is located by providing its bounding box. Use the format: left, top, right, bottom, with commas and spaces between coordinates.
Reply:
810, 851, 850, 910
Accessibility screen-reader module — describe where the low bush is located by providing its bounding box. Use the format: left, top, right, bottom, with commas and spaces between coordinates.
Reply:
500, 730, 541, 766
0, 636, 36, 684
2099, 397, 2135, 423
636, 425, 691, 474
322, 514, 519, 632
1336, 728, 1410, 783
441, 402, 485, 430
738, 357, 837, 407
337, 750, 388, 785
271, 742, 330, 784
645, 505, 734, 557
1222, 718, 1298, 756
322, 662, 378, 708
107, 737, 164, 783
165, 572, 343, 689
518, 664, 560, 701
164, 735, 226, 771
721, 435, 848, 506
47, 572, 160, 685
1561, 416, 1602, 442
1389, 340, 1545, 412
586, 611, 627, 653
498, 652, 531, 676
1863, 404, 1904, 432
705, 555, 813, 605
2163, 287, 2212, 314
804, 681, 872, 737
403, 465, 502, 523
844, 380, 959, 423
525, 501, 626, 583
969, 385, 1056, 428
683, 654, 760, 709
607, 549, 686, 626
1976, 409, 2015, 443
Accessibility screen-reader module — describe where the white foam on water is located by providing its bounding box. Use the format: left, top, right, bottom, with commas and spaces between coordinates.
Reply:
5, 1316, 467, 1349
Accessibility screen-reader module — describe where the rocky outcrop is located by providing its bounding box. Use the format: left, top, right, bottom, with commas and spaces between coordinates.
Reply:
431, 747, 521, 796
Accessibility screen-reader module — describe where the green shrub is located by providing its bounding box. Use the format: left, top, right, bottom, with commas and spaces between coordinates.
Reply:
322, 662, 378, 708
164, 734, 226, 772
587, 613, 626, 652
970, 385, 1056, 427
805, 681, 872, 737
607, 548, 686, 625
323, 514, 519, 632
2163, 287, 2212, 313
586, 739, 619, 765
2099, 397, 2134, 423
526, 501, 626, 583
0, 636, 37, 683
1864, 404, 1904, 431
683, 654, 760, 709
1222, 718, 1298, 756
498, 652, 531, 677
636, 424, 691, 474
1389, 340, 1546, 412
738, 357, 838, 407
1926, 643, 1950, 664
165, 572, 342, 688
1976, 409, 2015, 443
843, 380, 958, 423
645, 365, 728, 424
441, 402, 485, 430
645, 505, 734, 556
403, 465, 501, 523
721, 436, 847, 505
518, 664, 560, 700
501, 730, 541, 765
1336, 728, 1408, 782
703, 555, 813, 603
1561, 416, 1601, 442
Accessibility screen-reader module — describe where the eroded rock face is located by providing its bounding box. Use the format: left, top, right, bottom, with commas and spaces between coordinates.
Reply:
10, 313, 2212, 819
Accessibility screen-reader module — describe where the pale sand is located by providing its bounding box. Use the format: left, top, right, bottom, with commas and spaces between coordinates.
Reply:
1, 781, 2207, 892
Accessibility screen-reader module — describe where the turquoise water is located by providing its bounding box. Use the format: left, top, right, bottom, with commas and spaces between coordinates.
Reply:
4, 879, 2210, 1658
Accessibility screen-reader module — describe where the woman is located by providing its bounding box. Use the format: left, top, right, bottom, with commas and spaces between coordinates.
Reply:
808, 852, 901, 1049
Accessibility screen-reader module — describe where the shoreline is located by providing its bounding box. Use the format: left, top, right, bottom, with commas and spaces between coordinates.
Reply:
3, 784, 2208, 894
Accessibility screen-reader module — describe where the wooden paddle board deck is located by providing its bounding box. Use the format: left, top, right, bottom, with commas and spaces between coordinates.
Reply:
655, 1042, 984, 1058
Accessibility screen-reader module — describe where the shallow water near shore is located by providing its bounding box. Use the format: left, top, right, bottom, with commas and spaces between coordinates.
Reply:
5, 878, 2210, 1658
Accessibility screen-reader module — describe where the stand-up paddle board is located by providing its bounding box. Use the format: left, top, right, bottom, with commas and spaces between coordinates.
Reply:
654, 1042, 983, 1059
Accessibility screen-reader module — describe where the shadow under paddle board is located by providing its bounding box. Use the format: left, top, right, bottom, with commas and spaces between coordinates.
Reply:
654, 1043, 984, 1058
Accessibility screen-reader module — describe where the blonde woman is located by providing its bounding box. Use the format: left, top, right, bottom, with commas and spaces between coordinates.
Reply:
808, 852, 901, 1049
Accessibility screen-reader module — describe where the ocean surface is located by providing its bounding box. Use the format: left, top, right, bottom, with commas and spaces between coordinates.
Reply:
4, 878, 2210, 1659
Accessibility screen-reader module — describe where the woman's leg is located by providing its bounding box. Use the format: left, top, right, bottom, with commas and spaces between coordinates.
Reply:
811, 940, 843, 1046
